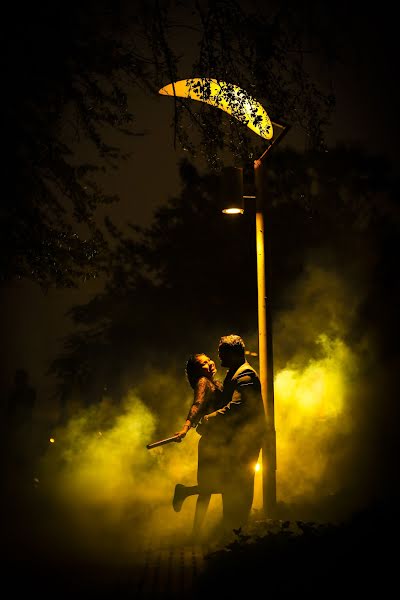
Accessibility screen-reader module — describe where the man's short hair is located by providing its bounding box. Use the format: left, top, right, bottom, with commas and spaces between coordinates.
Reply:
218, 334, 245, 356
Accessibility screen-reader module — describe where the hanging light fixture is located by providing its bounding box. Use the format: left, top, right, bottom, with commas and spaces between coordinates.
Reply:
220, 166, 244, 214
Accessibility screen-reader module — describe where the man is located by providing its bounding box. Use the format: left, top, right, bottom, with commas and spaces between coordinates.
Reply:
202, 334, 265, 536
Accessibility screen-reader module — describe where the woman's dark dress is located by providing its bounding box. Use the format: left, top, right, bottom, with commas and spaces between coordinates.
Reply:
185, 376, 225, 493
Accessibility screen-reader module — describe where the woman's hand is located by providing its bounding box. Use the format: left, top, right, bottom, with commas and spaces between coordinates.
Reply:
202, 413, 215, 424
175, 423, 190, 440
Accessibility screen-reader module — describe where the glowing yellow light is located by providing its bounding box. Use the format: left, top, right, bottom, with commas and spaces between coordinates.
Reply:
222, 207, 244, 215
159, 79, 273, 140
49, 438, 55, 443
255, 462, 261, 472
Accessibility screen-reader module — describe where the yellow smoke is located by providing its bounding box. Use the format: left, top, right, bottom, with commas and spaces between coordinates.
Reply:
273, 334, 357, 504
35, 263, 373, 553
38, 386, 205, 558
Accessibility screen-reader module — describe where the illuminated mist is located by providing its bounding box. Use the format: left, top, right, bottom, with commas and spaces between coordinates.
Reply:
274, 334, 357, 504
20, 259, 392, 563
32, 386, 210, 561
267, 260, 388, 520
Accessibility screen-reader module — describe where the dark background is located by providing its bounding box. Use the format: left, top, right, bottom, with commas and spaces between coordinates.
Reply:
1, 2, 399, 595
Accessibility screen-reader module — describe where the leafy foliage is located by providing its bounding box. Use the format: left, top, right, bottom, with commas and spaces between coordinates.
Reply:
50, 158, 258, 409
172, 0, 337, 166
3, 1, 172, 288
3, 0, 342, 288
194, 502, 396, 596
50, 145, 399, 410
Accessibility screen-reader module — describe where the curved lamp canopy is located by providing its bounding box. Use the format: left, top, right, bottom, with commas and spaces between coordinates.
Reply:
159, 78, 273, 140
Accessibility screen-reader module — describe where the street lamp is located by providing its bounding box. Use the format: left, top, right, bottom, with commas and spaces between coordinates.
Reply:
219, 129, 288, 518
159, 78, 289, 518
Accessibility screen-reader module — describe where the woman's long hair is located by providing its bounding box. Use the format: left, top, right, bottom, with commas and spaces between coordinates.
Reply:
185, 354, 208, 390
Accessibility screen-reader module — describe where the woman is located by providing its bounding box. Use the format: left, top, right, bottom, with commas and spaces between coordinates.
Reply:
172, 353, 225, 536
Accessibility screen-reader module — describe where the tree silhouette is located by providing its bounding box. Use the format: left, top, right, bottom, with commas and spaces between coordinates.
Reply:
50, 145, 399, 416
4, 0, 343, 289
50, 158, 258, 414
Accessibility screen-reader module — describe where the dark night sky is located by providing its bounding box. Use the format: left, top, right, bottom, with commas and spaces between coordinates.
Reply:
1, 1, 398, 408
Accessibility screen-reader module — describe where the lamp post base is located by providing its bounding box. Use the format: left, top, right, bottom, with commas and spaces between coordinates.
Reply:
262, 433, 277, 518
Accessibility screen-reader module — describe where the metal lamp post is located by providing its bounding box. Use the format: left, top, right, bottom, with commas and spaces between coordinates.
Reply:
159, 78, 289, 518
220, 129, 288, 518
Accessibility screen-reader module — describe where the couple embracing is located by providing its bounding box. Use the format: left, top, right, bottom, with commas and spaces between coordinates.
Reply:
173, 334, 265, 541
